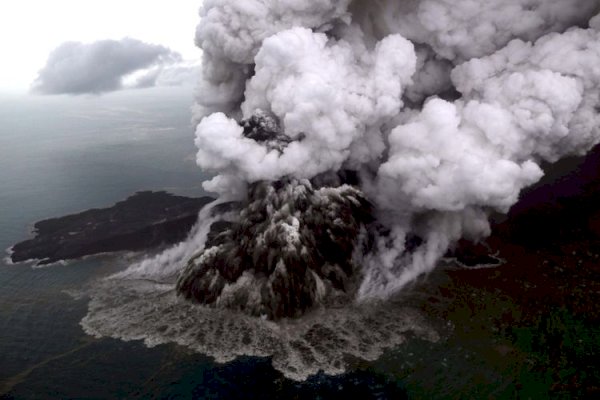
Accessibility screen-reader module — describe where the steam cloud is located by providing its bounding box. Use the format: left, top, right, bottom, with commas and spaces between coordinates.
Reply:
33, 38, 194, 94
82, 0, 600, 379
189, 0, 600, 304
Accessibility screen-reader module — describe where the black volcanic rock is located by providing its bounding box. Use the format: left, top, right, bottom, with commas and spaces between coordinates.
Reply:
241, 111, 295, 152
492, 143, 600, 247
10, 191, 214, 265
176, 176, 373, 319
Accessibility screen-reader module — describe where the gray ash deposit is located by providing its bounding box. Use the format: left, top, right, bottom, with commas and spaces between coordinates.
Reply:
176, 176, 373, 319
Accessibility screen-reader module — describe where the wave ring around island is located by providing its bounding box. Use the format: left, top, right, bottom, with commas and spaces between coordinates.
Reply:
80, 204, 440, 381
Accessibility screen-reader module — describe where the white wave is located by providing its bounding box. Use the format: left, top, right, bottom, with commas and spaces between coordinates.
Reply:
81, 274, 439, 381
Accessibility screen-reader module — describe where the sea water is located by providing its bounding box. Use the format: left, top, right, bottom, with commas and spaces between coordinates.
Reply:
0, 88, 417, 398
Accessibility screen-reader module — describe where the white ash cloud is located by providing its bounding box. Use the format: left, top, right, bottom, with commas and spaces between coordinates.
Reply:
193, 0, 353, 118
196, 27, 416, 183
33, 38, 189, 95
350, 0, 599, 61
191, 1, 600, 299
79, 0, 600, 381
196, 0, 352, 64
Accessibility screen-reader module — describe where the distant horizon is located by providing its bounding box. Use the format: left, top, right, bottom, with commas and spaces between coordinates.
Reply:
0, 83, 196, 99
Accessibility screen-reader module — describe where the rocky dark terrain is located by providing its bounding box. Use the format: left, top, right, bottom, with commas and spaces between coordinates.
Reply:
177, 176, 373, 319
404, 144, 600, 397
9, 191, 214, 265
4, 147, 600, 397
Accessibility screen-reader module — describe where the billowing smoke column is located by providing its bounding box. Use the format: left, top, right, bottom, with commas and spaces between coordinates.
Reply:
177, 174, 373, 319
178, 0, 600, 318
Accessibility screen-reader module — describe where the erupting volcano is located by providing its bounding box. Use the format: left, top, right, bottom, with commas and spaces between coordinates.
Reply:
174, 0, 600, 318
81, 0, 600, 382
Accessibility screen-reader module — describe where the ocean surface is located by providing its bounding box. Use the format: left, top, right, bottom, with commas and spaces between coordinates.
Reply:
0, 89, 420, 399
1, 88, 575, 399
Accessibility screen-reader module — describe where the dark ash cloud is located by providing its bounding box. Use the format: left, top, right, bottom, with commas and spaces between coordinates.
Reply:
32, 38, 182, 95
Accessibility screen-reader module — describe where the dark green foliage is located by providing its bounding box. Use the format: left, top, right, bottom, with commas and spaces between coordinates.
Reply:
509, 307, 600, 397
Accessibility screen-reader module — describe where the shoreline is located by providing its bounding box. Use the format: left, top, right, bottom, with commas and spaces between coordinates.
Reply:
7, 191, 215, 267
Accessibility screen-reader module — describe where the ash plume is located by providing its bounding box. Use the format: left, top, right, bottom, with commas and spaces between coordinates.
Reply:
182, 0, 600, 316
82, 0, 600, 379
177, 174, 373, 319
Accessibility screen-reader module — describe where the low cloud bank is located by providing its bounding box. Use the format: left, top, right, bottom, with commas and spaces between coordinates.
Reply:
33, 38, 197, 95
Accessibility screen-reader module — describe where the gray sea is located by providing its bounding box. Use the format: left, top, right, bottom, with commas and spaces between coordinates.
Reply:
0, 89, 418, 399
0, 88, 560, 399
